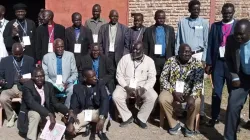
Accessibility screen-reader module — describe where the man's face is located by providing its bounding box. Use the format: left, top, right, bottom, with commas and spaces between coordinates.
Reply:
189, 4, 200, 18
12, 47, 23, 62
38, 12, 44, 25
72, 15, 82, 28
234, 25, 250, 44
42, 12, 50, 24
134, 15, 143, 29
109, 11, 119, 24
221, 7, 234, 23
33, 70, 45, 87
92, 6, 101, 19
84, 70, 97, 85
0, 7, 5, 17
131, 43, 143, 60
155, 12, 165, 25
91, 46, 100, 59
54, 41, 64, 56
178, 46, 192, 62
15, 9, 26, 20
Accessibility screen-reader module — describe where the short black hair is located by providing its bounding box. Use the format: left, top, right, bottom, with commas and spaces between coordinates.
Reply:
32, 67, 44, 77
12, 43, 23, 52
82, 68, 93, 77
154, 10, 165, 18
72, 12, 82, 19
13, 3, 27, 11
92, 4, 101, 10
134, 13, 144, 20
89, 43, 100, 49
222, 3, 235, 11
236, 19, 250, 33
188, 0, 201, 9
44, 10, 54, 19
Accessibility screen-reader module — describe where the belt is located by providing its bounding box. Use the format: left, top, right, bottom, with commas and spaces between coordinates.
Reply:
192, 48, 204, 54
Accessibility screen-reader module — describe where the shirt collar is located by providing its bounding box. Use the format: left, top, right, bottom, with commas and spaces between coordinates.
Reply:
0, 18, 4, 23
222, 19, 234, 25
176, 56, 193, 65
90, 18, 104, 22
242, 40, 250, 46
34, 84, 44, 90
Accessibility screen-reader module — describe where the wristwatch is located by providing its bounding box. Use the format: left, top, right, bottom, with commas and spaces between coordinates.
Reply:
99, 115, 105, 120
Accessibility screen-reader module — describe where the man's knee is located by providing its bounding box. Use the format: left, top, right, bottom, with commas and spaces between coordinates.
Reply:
0, 91, 10, 103
112, 86, 125, 102
144, 89, 158, 103
158, 90, 172, 105
28, 111, 41, 122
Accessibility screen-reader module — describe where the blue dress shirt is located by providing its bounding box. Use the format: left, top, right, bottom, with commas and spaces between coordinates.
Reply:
156, 26, 166, 56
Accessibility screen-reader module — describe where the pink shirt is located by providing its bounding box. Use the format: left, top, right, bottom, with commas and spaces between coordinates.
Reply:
221, 21, 233, 46
34, 84, 45, 106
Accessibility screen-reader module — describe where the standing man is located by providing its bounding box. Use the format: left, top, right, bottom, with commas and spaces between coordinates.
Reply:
35, 10, 65, 62
0, 5, 8, 61
98, 10, 130, 66
3, 3, 36, 58
85, 4, 106, 43
143, 10, 175, 93
205, 3, 236, 127
224, 19, 250, 140
65, 12, 93, 68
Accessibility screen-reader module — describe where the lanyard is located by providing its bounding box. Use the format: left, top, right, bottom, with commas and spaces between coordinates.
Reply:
133, 56, 144, 79
49, 28, 54, 43
17, 20, 27, 36
135, 29, 143, 42
75, 31, 80, 43
13, 57, 23, 75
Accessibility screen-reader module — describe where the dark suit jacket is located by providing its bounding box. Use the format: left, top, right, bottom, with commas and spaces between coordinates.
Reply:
78, 54, 115, 92
65, 25, 93, 66
206, 21, 237, 69
35, 23, 65, 61
70, 83, 109, 117
3, 19, 36, 58
129, 26, 147, 51
17, 80, 69, 134
98, 23, 130, 65
0, 55, 35, 89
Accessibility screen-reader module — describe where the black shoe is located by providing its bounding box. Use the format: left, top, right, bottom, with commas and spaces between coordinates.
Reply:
206, 119, 219, 127
89, 134, 95, 140
98, 133, 109, 140
134, 118, 148, 129
119, 116, 134, 127
82, 124, 90, 137
243, 120, 250, 129
199, 116, 206, 125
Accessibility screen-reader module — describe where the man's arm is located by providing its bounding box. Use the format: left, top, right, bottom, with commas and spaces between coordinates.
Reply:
66, 54, 78, 84
70, 86, 81, 114
99, 85, 109, 117
143, 59, 156, 91
124, 26, 130, 55
206, 24, 214, 65
175, 21, 182, 55
191, 61, 204, 96
35, 27, 42, 61
3, 22, 19, 51
42, 55, 55, 84
142, 29, 149, 55
159, 58, 174, 92
0, 59, 5, 80
202, 19, 209, 61
98, 25, 104, 49
87, 28, 94, 45
116, 56, 128, 88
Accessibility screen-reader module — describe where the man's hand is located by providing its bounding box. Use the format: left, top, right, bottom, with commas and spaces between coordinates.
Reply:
124, 86, 136, 97
12, 27, 19, 37
68, 110, 79, 124
201, 61, 206, 69
136, 87, 146, 96
186, 96, 196, 111
172, 91, 184, 103
63, 83, 69, 92
96, 118, 105, 132
66, 123, 76, 136
232, 80, 241, 88
205, 65, 212, 75
0, 79, 6, 86
48, 113, 56, 130
19, 78, 30, 84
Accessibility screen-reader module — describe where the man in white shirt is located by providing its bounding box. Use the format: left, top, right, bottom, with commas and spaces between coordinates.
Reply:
0, 5, 8, 61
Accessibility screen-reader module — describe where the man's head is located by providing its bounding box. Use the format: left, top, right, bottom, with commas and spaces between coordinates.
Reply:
13, 3, 27, 20
32, 67, 45, 88
12, 43, 24, 62
109, 10, 119, 25
221, 3, 235, 23
54, 39, 64, 56
72, 12, 82, 28
234, 19, 250, 44
131, 41, 144, 60
0, 5, 6, 19
38, 9, 45, 25
154, 10, 165, 26
188, 0, 201, 19
42, 10, 54, 25
178, 44, 192, 63
82, 68, 97, 85
133, 13, 144, 29
92, 4, 101, 20
90, 43, 101, 59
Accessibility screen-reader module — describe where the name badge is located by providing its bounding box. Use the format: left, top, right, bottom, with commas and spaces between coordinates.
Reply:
154, 44, 162, 55
48, 43, 53, 52
84, 110, 92, 122
22, 36, 31, 46
129, 78, 137, 89
109, 42, 115, 52
219, 46, 225, 58
175, 81, 185, 93
93, 34, 98, 43
74, 44, 81, 53
22, 73, 31, 79
195, 26, 203, 29
56, 75, 63, 85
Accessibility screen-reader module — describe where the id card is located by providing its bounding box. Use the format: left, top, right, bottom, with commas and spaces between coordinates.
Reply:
175, 81, 185, 93
195, 26, 203, 29
93, 34, 98, 43
74, 44, 81, 53
22, 36, 31, 46
129, 78, 137, 89
219, 46, 225, 58
154, 44, 162, 55
84, 110, 92, 122
48, 43, 53, 52
109, 42, 115, 52
22, 73, 31, 79
56, 75, 63, 85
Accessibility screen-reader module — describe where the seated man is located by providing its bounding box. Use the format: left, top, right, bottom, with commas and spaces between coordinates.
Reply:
0, 43, 34, 127
17, 67, 75, 140
112, 42, 158, 129
79, 43, 115, 93
42, 38, 78, 108
159, 44, 204, 137
66, 69, 109, 140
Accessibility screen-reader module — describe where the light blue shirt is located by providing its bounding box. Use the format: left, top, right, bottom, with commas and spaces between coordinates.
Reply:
92, 57, 99, 78
156, 26, 166, 56
240, 40, 250, 75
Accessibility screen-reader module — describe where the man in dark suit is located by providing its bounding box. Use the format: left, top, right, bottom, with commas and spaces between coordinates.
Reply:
17, 67, 75, 140
224, 19, 250, 140
98, 10, 130, 66
205, 3, 236, 127
0, 43, 34, 127
66, 69, 109, 140
142, 10, 175, 93
65, 12, 93, 67
79, 43, 115, 93
3, 3, 36, 58
35, 10, 65, 61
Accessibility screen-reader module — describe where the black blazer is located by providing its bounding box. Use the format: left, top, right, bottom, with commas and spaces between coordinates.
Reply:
17, 80, 69, 134
35, 23, 65, 61
0, 55, 35, 89
129, 26, 147, 51
78, 54, 115, 92
70, 83, 109, 117
65, 25, 93, 66
3, 19, 36, 58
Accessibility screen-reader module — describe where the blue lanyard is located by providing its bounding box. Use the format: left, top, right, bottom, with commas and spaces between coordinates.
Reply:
13, 57, 23, 75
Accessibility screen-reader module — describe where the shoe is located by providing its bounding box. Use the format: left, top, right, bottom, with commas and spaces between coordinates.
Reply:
199, 116, 206, 125
7, 111, 17, 127
237, 126, 241, 133
98, 133, 109, 140
184, 126, 194, 137
82, 124, 90, 137
119, 116, 134, 127
243, 120, 250, 129
206, 119, 219, 127
168, 123, 181, 135
134, 118, 148, 129
89, 134, 95, 140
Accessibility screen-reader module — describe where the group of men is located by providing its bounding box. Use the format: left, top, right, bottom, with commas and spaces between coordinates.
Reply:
0, 0, 249, 140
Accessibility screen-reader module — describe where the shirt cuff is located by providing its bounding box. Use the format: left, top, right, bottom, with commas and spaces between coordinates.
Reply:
232, 78, 240, 81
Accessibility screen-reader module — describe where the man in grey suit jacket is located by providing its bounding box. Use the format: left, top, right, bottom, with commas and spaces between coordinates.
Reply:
42, 38, 78, 108
98, 10, 130, 66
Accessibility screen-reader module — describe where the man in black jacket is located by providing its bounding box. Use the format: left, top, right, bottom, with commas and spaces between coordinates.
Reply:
66, 69, 109, 140
0, 43, 34, 127
17, 67, 75, 140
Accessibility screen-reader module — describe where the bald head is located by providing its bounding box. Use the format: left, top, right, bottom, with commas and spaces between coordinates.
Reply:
12, 43, 24, 62
54, 38, 64, 56
12, 43, 23, 53
234, 19, 250, 43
